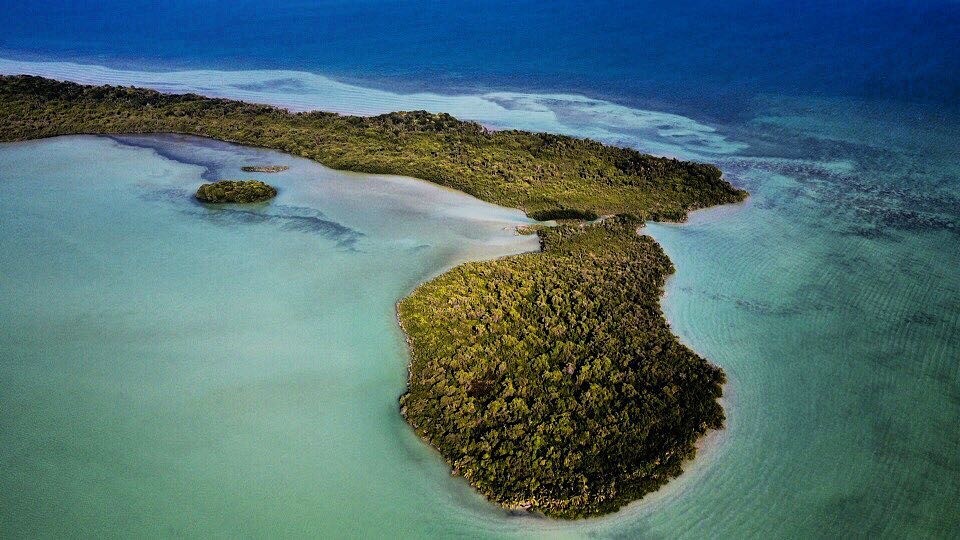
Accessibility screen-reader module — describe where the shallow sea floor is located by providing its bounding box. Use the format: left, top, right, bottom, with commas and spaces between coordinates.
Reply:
0, 66, 959, 537
0, 135, 555, 537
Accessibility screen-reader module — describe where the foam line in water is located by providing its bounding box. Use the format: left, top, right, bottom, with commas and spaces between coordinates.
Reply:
0, 57, 747, 158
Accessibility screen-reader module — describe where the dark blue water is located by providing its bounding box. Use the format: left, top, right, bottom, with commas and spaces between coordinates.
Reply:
3, 0, 959, 116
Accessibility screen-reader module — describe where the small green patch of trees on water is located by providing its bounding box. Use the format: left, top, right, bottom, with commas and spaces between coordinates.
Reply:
399, 219, 725, 518
195, 180, 277, 203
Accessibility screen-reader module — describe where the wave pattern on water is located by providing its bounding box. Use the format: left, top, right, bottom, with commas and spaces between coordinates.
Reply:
0, 58, 745, 158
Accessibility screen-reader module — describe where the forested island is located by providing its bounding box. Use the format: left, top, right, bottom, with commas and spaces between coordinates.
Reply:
0, 75, 743, 222
195, 179, 277, 203
400, 219, 726, 517
0, 75, 746, 518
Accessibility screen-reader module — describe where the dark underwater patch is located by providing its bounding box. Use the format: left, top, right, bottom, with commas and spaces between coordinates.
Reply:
189, 204, 363, 249
719, 141, 960, 238
230, 78, 311, 94
141, 187, 363, 249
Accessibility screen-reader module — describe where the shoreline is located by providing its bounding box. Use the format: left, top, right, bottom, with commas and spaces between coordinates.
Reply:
0, 77, 745, 519
0, 57, 749, 158
1, 130, 736, 522
0, 130, 735, 521
390, 213, 736, 523
398, 220, 730, 518
596, 196, 751, 519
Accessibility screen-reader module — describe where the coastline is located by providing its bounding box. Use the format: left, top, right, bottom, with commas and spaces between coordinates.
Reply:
0, 144, 731, 521
598, 197, 750, 518
505, 230, 739, 526
0, 57, 748, 158
397, 220, 730, 518
0, 133, 547, 538
0, 77, 743, 519
494, 208, 745, 530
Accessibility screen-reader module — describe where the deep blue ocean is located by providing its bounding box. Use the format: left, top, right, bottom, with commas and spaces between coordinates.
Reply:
1, 1, 959, 537
3, 0, 959, 114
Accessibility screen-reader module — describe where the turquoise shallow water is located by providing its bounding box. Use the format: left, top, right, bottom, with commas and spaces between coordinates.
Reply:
1, 63, 959, 536
0, 135, 553, 537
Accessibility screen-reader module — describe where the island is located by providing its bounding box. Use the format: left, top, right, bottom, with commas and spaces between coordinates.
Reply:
195, 179, 277, 203
400, 219, 726, 517
240, 165, 289, 173
0, 74, 746, 518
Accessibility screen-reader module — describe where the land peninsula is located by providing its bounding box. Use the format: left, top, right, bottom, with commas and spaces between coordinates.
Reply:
195, 179, 277, 203
0, 75, 746, 518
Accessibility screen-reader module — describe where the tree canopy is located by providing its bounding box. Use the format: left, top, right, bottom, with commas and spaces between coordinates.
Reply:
195, 180, 277, 203
400, 220, 725, 518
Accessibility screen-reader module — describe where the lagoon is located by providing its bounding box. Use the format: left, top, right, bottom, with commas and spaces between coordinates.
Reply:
0, 134, 553, 537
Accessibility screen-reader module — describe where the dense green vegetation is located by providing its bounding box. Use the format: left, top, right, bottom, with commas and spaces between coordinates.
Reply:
240, 165, 289, 173
195, 180, 277, 203
0, 75, 739, 518
0, 75, 745, 221
399, 219, 725, 518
